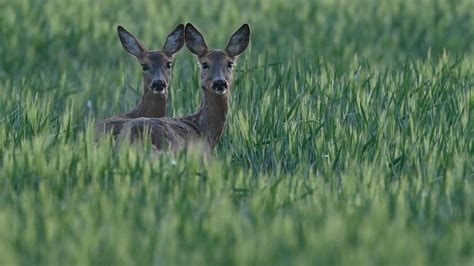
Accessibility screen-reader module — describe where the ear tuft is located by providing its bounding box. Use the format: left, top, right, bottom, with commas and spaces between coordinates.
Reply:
185, 23, 208, 56
225, 24, 250, 57
163, 24, 185, 55
117, 25, 147, 58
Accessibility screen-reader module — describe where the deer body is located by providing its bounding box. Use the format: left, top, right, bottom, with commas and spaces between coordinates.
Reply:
96, 24, 185, 136
120, 87, 229, 151
119, 23, 250, 151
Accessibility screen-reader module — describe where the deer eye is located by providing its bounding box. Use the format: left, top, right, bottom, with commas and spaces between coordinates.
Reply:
166, 62, 172, 69
227, 62, 234, 69
201, 62, 209, 69
141, 64, 150, 71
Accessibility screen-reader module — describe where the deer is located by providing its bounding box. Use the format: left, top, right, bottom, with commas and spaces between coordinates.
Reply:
118, 23, 250, 152
96, 24, 185, 136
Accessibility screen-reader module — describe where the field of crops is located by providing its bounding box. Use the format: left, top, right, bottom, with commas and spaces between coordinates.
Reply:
0, 0, 473, 265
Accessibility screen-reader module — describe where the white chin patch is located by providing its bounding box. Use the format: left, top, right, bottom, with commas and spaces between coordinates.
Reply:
214, 89, 227, 95
152, 89, 166, 95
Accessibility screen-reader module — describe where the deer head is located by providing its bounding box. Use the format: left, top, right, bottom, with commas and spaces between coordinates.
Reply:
117, 24, 185, 96
185, 23, 250, 96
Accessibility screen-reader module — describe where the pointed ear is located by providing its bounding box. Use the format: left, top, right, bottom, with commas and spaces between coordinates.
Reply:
185, 23, 208, 56
225, 24, 250, 57
163, 24, 185, 55
117, 25, 147, 58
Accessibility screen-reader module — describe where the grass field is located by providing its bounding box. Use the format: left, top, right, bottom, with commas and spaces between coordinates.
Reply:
0, 0, 473, 265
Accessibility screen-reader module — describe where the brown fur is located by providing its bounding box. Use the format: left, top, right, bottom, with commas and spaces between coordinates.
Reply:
119, 23, 250, 151
96, 24, 185, 136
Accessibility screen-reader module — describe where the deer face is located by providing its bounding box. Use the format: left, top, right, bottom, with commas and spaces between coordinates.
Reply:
185, 23, 250, 95
117, 25, 184, 95
138, 52, 173, 95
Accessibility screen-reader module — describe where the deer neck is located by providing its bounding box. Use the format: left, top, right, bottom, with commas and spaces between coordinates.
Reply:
124, 83, 167, 118
194, 88, 229, 148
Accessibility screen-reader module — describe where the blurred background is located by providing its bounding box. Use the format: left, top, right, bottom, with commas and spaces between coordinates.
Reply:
1, 0, 472, 120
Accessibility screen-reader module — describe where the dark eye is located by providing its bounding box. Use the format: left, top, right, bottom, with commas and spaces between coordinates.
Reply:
141, 64, 150, 71
166, 62, 172, 69
201, 62, 209, 69
227, 62, 233, 69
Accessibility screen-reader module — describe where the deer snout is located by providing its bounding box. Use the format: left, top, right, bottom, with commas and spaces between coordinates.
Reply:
151, 80, 167, 94
212, 80, 228, 94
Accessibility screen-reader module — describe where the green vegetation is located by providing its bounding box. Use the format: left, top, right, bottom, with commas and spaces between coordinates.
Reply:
0, 0, 473, 265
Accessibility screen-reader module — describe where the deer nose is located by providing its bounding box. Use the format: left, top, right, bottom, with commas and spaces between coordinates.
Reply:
151, 80, 166, 92
212, 80, 228, 91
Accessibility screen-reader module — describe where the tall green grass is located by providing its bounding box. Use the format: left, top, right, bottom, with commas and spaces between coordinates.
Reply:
0, 0, 473, 265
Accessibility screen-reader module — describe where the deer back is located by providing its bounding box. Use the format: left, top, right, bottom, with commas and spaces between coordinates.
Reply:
118, 117, 203, 151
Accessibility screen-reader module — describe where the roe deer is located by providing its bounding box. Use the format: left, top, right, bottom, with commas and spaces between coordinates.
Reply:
96, 24, 185, 136
118, 23, 250, 151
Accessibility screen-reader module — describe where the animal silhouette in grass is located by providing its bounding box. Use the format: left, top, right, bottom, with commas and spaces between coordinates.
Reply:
96, 24, 185, 136
119, 23, 250, 151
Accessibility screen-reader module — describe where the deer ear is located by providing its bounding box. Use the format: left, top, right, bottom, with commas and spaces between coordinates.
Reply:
225, 24, 250, 57
163, 24, 185, 55
117, 25, 147, 58
185, 23, 208, 56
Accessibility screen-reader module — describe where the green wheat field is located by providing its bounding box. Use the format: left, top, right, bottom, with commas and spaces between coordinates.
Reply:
0, 0, 473, 265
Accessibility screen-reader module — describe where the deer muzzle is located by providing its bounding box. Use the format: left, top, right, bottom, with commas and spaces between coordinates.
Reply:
151, 80, 167, 94
212, 80, 228, 95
